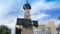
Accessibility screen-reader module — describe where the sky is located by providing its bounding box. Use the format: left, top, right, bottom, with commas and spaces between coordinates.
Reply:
0, 0, 60, 34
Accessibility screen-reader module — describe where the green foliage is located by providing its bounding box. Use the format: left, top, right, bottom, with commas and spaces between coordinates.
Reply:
0, 25, 11, 34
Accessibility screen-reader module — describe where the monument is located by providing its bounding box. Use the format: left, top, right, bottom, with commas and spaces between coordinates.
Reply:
15, 0, 38, 34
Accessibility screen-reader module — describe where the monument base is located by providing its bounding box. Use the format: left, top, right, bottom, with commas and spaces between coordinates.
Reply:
21, 27, 34, 34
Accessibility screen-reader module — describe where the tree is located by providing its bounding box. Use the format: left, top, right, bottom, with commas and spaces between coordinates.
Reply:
58, 16, 60, 20
0, 25, 11, 34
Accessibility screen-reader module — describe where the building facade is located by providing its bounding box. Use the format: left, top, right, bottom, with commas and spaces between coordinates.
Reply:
57, 28, 60, 34
33, 21, 57, 34
57, 24, 60, 34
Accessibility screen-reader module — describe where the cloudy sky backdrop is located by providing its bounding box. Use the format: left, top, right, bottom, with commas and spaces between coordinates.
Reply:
0, 0, 60, 34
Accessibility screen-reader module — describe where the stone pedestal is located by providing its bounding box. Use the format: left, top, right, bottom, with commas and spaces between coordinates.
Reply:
21, 27, 34, 34
15, 24, 34, 34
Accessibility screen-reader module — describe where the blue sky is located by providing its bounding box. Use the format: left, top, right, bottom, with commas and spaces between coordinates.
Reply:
0, 0, 60, 34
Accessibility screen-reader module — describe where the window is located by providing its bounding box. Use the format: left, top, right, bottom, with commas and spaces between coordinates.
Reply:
34, 27, 51, 34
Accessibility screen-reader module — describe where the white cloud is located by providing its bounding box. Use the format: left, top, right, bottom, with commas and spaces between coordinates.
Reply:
53, 19, 60, 27
31, 0, 60, 14
0, 4, 9, 17
38, 18, 60, 27
30, 0, 60, 27
31, 13, 50, 20
0, 16, 17, 34
50, 19, 60, 27
0, 0, 17, 18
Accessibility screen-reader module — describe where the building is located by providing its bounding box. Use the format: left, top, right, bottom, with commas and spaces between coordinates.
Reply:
57, 24, 60, 34
33, 21, 57, 34
57, 28, 60, 34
